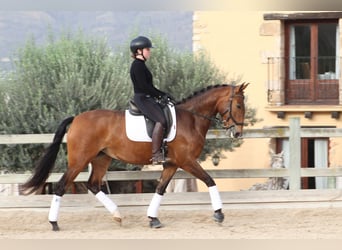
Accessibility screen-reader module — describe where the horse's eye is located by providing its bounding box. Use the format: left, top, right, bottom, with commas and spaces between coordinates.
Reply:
236, 104, 241, 109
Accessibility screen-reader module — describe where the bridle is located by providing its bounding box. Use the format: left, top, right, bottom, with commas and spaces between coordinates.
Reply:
176, 86, 245, 129
220, 86, 245, 128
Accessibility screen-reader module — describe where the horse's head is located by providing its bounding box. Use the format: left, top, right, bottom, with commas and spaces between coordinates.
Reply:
218, 83, 249, 138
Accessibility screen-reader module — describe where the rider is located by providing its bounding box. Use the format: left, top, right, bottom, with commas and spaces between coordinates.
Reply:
129, 36, 171, 165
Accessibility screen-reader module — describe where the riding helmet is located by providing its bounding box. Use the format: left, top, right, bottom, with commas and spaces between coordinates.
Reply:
130, 36, 153, 54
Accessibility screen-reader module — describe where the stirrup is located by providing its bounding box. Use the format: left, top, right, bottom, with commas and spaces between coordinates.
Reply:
151, 152, 166, 165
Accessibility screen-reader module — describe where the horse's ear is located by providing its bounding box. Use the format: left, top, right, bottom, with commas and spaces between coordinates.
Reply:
239, 82, 250, 92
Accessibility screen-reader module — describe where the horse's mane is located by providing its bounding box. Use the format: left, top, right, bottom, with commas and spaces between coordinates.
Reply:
175, 84, 229, 105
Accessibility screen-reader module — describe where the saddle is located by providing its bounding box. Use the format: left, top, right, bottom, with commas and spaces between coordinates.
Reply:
128, 100, 173, 138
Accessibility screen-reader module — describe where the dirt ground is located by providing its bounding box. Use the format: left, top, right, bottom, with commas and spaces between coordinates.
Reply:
1, 206, 342, 239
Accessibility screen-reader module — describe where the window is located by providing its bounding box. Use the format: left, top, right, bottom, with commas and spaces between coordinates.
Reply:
285, 20, 339, 104
277, 137, 329, 189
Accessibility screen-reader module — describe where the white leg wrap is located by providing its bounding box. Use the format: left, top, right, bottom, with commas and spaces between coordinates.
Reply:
48, 195, 62, 222
209, 186, 223, 211
147, 193, 163, 218
95, 191, 118, 214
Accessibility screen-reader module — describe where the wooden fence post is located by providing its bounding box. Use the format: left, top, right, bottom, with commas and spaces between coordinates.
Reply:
289, 117, 301, 190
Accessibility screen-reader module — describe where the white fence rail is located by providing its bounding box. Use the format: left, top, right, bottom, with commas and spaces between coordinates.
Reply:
1, 117, 342, 191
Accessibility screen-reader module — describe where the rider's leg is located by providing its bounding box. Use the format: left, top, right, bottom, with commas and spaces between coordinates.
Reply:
151, 122, 165, 165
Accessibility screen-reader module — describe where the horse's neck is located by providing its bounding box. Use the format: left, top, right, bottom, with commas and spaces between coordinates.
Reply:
178, 91, 219, 116
177, 89, 223, 133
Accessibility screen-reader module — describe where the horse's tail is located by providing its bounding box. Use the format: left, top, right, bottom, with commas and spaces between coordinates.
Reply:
21, 116, 74, 195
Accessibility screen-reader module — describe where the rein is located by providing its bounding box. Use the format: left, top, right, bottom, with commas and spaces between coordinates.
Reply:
175, 85, 245, 129
176, 107, 223, 126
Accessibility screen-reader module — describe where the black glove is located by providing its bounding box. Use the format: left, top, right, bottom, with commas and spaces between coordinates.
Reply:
165, 94, 176, 104
157, 94, 176, 106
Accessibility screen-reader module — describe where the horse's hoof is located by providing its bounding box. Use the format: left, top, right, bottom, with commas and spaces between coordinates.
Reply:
213, 210, 224, 223
113, 210, 122, 226
50, 221, 60, 231
113, 216, 122, 226
149, 217, 163, 228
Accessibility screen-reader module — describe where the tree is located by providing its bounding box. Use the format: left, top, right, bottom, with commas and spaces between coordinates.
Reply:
0, 31, 132, 172
0, 31, 258, 172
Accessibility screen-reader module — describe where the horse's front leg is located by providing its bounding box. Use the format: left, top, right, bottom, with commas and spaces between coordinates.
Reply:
147, 164, 177, 228
181, 161, 224, 224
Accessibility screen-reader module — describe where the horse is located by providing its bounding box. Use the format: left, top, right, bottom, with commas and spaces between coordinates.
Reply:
21, 83, 249, 231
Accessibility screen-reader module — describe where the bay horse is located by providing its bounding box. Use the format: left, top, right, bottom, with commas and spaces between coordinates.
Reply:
22, 83, 249, 231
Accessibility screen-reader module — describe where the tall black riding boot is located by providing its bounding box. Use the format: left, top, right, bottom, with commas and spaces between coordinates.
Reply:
151, 122, 165, 165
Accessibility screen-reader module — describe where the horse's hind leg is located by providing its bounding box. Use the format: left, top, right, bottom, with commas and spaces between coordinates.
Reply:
48, 144, 97, 231
87, 153, 122, 225
49, 167, 86, 231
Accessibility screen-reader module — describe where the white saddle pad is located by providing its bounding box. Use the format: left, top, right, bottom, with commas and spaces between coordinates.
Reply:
125, 104, 177, 142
